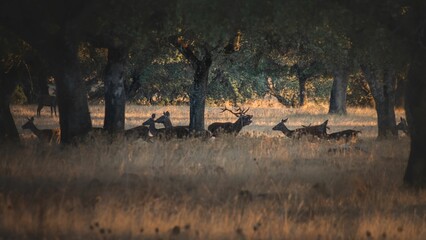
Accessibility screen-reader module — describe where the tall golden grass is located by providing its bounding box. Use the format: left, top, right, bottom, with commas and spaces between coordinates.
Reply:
1, 104, 421, 240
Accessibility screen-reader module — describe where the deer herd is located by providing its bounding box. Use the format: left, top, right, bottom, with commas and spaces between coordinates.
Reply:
22, 103, 409, 144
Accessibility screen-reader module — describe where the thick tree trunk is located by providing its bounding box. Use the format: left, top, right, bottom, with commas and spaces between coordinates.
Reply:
0, 71, 20, 144
22, 54, 50, 104
103, 47, 127, 134
362, 65, 397, 139
169, 37, 212, 132
395, 75, 406, 108
0, 100, 19, 144
329, 69, 349, 114
47, 40, 92, 144
189, 62, 210, 131
403, 52, 426, 187
299, 77, 307, 106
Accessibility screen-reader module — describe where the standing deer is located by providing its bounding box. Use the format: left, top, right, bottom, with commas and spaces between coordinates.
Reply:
272, 118, 328, 139
207, 107, 253, 136
22, 117, 60, 143
155, 111, 190, 139
37, 95, 57, 117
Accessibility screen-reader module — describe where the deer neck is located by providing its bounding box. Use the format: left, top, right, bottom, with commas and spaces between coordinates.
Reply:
147, 122, 157, 135
27, 124, 44, 139
280, 125, 293, 136
164, 118, 173, 128
232, 118, 244, 133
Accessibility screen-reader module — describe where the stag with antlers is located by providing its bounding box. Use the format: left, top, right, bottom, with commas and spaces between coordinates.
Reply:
208, 107, 253, 136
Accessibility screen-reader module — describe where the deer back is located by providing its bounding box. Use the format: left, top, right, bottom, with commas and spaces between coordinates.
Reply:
155, 111, 190, 139
125, 125, 150, 140
327, 129, 361, 141
37, 95, 57, 116
38, 95, 56, 106
299, 120, 329, 139
208, 122, 234, 136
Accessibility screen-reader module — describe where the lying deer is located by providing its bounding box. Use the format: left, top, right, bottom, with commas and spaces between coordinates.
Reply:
208, 107, 253, 136
155, 111, 190, 139
37, 94, 57, 117
396, 117, 409, 135
327, 129, 361, 141
142, 113, 166, 139
22, 117, 60, 143
272, 118, 328, 139
124, 125, 150, 140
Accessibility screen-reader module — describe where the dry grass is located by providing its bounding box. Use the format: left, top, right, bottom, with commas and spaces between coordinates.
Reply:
1, 104, 421, 240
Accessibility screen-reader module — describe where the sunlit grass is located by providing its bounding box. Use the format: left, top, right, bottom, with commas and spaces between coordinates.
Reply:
1, 103, 417, 239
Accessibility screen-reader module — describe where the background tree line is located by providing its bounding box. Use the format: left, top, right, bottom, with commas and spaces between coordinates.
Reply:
0, 0, 426, 186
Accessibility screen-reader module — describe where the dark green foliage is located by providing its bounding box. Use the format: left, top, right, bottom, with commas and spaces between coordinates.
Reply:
10, 85, 27, 104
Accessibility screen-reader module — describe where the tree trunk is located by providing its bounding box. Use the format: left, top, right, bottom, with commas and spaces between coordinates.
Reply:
169, 37, 212, 132
395, 75, 406, 108
299, 77, 307, 106
0, 71, 20, 144
403, 52, 426, 187
22, 54, 50, 104
103, 47, 127, 134
329, 69, 349, 114
46, 40, 92, 144
189, 61, 210, 131
362, 65, 397, 139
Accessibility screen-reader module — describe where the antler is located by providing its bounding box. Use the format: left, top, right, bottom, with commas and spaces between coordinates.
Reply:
220, 106, 240, 117
220, 106, 250, 117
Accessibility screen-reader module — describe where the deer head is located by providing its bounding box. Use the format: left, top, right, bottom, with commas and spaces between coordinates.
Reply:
220, 106, 253, 126
155, 111, 173, 128
22, 117, 36, 129
272, 118, 289, 132
143, 114, 156, 126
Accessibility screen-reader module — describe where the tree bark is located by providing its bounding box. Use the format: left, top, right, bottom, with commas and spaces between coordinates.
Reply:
403, 52, 426, 187
362, 65, 397, 139
170, 37, 212, 132
103, 47, 127, 134
299, 77, 307, 106
0, 70, 20, 144
46, 40, 92, 144
395, 75, 406, 108
328, 69, 349, 114
189, 57, 211, 131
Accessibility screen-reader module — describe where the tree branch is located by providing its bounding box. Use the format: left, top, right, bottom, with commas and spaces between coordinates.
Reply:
168, 35, 200, 68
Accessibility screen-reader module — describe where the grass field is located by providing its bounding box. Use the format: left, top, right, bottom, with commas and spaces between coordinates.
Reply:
1, 104, 422, 240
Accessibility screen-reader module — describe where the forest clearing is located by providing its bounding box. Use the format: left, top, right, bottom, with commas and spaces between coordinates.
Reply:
1, 1, 426, 239
1, 104, 421, 240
